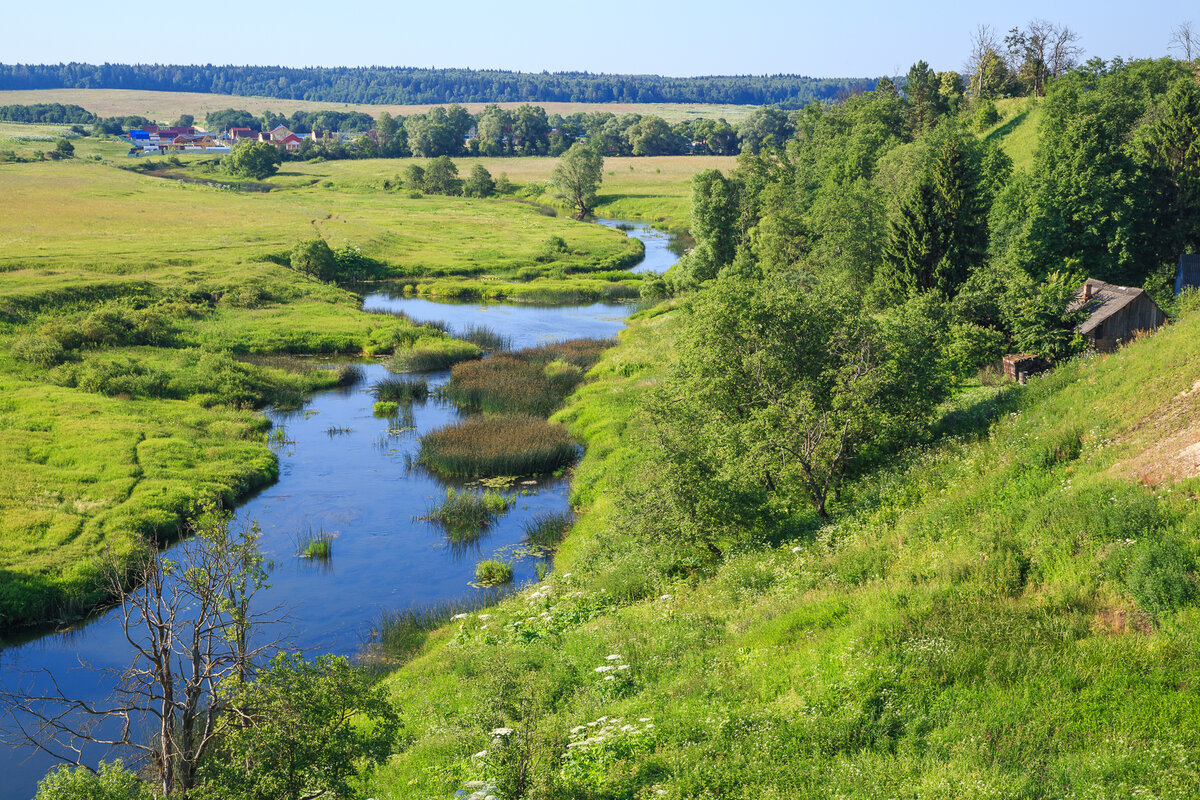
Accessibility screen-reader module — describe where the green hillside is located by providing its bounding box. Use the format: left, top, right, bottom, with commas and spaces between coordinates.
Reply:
983, 96, 1043, 171
372, 292, 1200, 799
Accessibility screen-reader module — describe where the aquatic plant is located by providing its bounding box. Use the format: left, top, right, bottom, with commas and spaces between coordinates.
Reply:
459, 323, 513, 353
368, 591, 506, 666
474, 559, 514, 587
372, 376, 429, 402
391, 338, 481, 372
424, 488, 515, 544
333, 363, 365, 387
523, 511, 574, 551
418, 414, 577, 477
373, 401, 399, 417
297, 528, 333, 560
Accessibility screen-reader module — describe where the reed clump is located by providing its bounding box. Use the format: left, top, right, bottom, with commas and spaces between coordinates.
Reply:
418, 414, 577, 477
372, 376, 429, 402
523, 511, 575, 551
441, 338, 613, 417
459, 323, 513, 353
391, 338, 481, 372
474, 559, 514, 587
369, 591, 504, 666
297, 528, 333, 560
424, 487, 515, 544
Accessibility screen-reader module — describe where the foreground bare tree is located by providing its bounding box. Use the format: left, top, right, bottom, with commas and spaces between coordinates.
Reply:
1, 505, 281, 799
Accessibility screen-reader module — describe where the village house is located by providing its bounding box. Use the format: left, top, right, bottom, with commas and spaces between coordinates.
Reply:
1069, 278, 1166, 352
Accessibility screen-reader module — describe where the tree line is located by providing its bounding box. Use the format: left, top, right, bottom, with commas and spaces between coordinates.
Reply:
0, 63, 874, 106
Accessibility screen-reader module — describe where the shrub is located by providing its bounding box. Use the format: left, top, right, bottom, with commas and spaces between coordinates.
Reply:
475, 559, 514, 587
418, 414, 577, 477
11, 333, 67, 367
35, 760, 151, 800
1127, 534, 1196, 616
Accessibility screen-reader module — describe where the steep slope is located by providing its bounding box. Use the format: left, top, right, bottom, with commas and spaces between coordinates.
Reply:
372, 295, 1200, 800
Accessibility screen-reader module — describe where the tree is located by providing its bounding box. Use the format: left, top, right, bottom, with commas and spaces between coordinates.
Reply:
403, 163, 425, 191
626, 115, 678, 156
1005, 20, 1082, 96
423, 156, 462, 195
552, 142, 603, 215
643, 275, 950, 529
1007, 271, 1087, 361
464, 164, 496, 198
1140, 78, 1200, 253
205, 109, 258, 133
34, 760, 151, 800
290, 238, 338, 281
223, 141, 281, 180
375, 111, 399, 156
198, 653, 399, 800
175, 114, 194, 127
687, 169, 740, 279
737, 106, 792, 154
53, 138, 74, 159
1169, 21, 1197, 61
2, 506, 277, 799
880, 127, 987, 298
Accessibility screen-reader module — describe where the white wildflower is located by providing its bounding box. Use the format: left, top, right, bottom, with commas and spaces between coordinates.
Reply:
605, 654, 622, 661
594, 665, 615, 673
490, 727, 514, 737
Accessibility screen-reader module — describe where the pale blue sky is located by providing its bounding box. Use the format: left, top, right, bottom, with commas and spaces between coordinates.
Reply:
3, 0, 1195, 77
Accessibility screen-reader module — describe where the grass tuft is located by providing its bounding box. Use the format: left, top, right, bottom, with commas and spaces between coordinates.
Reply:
458, 324, 513, 353
523, 511, 575, 551
297, 527, 333, 560
423, 487, 515, 544
391, 338, 481, 372
474, 558, 514, 587
372, 376, 429, 402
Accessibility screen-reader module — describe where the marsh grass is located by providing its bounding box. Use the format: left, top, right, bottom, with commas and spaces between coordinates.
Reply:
523, 511, 574, 551
296, 527, 333, 560
458, 324, 512, 353
325, 425, 353, 436
418, 414, 578, 477
333, 363, 365, 387
373, 400, 400, 417
423, 487, 515, 544
474, 559, 514, 587
366, 589, 507, 667
372, 376, 429, 402
441, 338, 614, 416
390, 338, 481, 372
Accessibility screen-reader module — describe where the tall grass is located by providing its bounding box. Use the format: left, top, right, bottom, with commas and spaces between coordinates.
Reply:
296, 527, 333, 560
423, 487, 515, 544
367, 590, 507, 667
390, 338, 481, 372
459, 324, 512, 353
440, 338, 614, 416
474, 559, 514, 587
372, 376, 429, 402
523, 511, 574, 551
418, 414, 578, 477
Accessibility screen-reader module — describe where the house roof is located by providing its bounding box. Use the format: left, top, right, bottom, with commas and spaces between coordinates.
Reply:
1068, 279, 1155, 335
1178, 254, 1200, 295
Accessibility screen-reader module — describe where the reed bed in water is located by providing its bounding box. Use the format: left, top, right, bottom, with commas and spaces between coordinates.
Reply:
368, 590, 507, 666
418, 414, 577, 477
424, 487, 514, 544
391, 338, 481, 372
440, 338, 614, 416
523, 511, 575, 551
459, 323, 513, 353
372, 376, 429, 402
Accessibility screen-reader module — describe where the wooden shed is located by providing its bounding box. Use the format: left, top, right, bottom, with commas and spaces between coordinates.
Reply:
1178, 254, 1200, 296
1069, 278, 1166, 352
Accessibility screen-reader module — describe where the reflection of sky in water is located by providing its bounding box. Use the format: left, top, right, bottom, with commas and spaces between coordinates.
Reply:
594, 218, 684, 274
0, 221, 673, 800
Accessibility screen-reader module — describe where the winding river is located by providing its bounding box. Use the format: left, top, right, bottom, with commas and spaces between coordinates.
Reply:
0, 221, 678, 800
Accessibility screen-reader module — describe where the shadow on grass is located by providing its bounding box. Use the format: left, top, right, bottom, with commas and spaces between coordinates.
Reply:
984, 111, 1029, 147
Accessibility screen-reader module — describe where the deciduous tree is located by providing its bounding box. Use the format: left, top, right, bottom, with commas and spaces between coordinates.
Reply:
551, 143, 603, 215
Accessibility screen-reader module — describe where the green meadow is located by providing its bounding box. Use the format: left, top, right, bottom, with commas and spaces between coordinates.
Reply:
0, 136, 716, 630
369, 293, 1200, 800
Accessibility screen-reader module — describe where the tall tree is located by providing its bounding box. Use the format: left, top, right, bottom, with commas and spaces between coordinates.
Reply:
1169, 21, 1197, 61
551, 143, 603, 215
1141, 79, 1200, 253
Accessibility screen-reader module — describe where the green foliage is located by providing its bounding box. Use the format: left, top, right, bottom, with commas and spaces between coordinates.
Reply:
200, 652, 399, 800
463, 163, 496, 198
223, 139, 282, 180
552, 143, 604, 215
373, 400, 399, 417
441, 339, 608, 417
289, 238, 337, 281
423, 155, 463, 195
1126, 534, 1197, 616
390, 337, 481, 372
474, 558, 514, 587
372, 376, 428, 402
522, 511, 574, 551
11, 332, 67, 367
1009, 270, 1087, 361
971, 98, 1002, 131
418, 414, 577, 477
686, 169, 740, 281
425, 487, 515, 543
35, 760, 151, 800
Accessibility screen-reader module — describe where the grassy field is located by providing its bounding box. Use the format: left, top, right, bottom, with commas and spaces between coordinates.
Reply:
0, 88, 761, 124
0, 139, 720, 629
368, 294, 1200, 799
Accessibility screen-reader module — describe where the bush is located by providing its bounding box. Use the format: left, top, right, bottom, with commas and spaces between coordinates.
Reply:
35, 760, 150, 800
11, 333, 67, 367
418, 414, 577, 477
1127, 535, 1196, 616
475, 558, 514, 586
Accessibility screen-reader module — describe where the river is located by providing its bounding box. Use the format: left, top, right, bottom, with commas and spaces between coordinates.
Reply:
0, 220, 679, 799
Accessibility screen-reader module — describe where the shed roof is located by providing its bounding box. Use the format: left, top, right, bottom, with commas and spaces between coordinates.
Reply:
1068, 279, 1154, 335
1178, 254, 1200, 295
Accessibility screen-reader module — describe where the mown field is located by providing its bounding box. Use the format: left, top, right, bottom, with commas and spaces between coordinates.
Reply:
0, 141, 720, 630
370, 292, 1200, 800
0, 88, 761, 124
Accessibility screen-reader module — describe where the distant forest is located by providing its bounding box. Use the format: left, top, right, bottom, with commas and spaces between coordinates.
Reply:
0, 64, 875, 106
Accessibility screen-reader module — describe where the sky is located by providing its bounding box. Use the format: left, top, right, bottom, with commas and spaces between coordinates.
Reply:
3, 0, 1196, 77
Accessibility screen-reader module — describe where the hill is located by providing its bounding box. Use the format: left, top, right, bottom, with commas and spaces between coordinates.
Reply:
370, 292, 1200, 798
